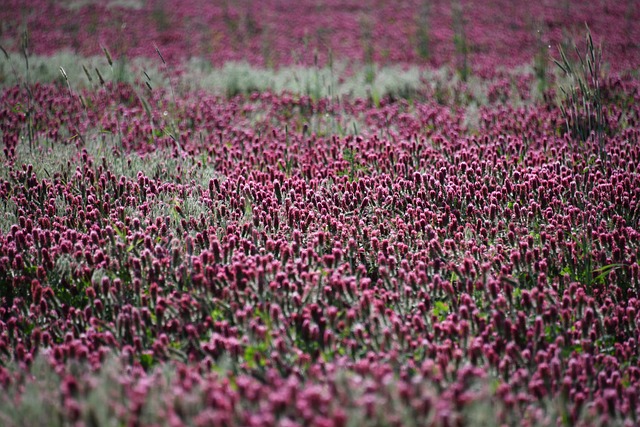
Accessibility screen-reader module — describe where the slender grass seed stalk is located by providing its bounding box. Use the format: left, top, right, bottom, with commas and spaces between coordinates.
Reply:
554, 26, 606, 161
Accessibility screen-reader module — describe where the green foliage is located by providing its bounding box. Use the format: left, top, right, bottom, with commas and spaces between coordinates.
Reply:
554, 26, 606, 159
0, 48, 560, 109
451, 0, 470, 82
533, 27, 550, 97
151, 1, 171, 32
415, 1, 431, 60
49, 255, 90, 309
338, 147, 368, 182
432, 301, 449, 321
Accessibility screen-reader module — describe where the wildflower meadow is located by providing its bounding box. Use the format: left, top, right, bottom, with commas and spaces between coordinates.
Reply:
1, 1, 640, 426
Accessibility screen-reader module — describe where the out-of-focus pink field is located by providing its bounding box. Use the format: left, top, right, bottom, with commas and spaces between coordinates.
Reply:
2, 0, 639, 72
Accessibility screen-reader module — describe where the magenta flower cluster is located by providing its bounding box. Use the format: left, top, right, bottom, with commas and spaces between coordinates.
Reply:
1, 1, 640, 425
0, 74, 639, 425
2, 0, 639, 72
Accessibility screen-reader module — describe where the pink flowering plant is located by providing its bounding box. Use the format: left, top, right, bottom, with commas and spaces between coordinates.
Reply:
1, 1, 640, 426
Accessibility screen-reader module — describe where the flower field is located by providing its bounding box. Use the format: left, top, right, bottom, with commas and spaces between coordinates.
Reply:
1, 1, 640, 426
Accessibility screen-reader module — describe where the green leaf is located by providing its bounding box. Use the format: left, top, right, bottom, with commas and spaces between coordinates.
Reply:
432, 301, 449, 321
140, 353, 154, 369
210, 308, 225, 322
512, 287, 522, 301
592, 263, 623, 283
